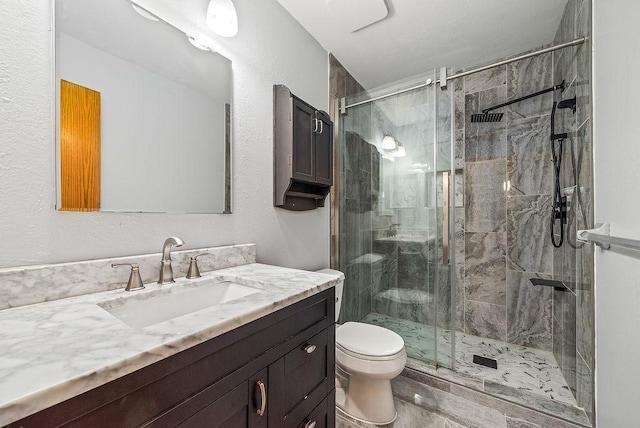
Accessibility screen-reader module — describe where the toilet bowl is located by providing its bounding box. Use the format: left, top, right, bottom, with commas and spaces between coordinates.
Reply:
316, 269, 407, 425
336, 322, 407, 424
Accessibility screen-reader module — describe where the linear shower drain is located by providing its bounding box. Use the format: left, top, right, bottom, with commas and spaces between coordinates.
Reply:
473, 354, 498, 369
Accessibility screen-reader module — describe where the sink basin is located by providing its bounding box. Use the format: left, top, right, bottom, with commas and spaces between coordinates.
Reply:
99, 280, 260, 329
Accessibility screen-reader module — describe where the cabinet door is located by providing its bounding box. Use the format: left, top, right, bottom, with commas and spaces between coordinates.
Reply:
248, 368, 269, 428
176, 368, 268, 428
314, 111, 333, 186
176, 381, 249, 428
292, 97, 315, 183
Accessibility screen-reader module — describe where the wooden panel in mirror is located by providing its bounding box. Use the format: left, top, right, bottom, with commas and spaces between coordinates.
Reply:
59, 80, 101, 211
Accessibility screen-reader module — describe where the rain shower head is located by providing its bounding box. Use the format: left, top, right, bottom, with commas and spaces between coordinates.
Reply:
471, 80, 566, 125
471, 112, 504, 123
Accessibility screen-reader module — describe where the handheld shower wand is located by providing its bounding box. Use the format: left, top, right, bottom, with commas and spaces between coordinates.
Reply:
549, 95, 577, 248
557, 96, 577, 113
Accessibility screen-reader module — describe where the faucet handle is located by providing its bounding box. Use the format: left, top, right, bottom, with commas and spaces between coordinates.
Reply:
186, 253, 209, 279
112, 263, 145, 291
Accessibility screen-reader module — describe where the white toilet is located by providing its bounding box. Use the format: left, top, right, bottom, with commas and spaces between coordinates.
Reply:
317, 269, 407, 425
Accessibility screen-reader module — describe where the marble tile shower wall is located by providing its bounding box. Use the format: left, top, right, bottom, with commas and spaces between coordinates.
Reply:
458, 52, 556, 351
551, 0, 594, 422
339, 130, 379, 323
455, 0, 593, 421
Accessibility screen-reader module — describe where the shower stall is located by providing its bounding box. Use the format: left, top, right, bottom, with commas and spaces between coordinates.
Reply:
330, 16, 594, 425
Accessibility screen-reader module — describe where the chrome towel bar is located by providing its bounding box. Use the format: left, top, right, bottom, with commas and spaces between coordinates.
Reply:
577, 223, 640, 252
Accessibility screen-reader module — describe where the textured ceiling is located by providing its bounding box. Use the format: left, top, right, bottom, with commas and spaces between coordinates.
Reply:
277, 0, 569, 89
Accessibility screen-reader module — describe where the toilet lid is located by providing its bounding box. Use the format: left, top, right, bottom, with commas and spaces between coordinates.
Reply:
336, 322, 404, 357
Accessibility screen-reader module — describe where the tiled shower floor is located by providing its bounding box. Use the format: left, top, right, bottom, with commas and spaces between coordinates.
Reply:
362, 313, 579, 410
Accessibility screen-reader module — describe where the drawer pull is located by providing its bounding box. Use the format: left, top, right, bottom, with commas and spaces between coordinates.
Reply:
256, 380, 266, 416
303, 421, 317, 428
304, 344, 317, 354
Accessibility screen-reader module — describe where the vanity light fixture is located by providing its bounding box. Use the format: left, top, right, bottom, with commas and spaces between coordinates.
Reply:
393, 142, 406, 157
206, 0, 239, 37
131, 3, 159, 21
381, 135, 397, 150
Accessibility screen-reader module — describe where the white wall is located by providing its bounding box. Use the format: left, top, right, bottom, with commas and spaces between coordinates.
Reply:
58, 33, 226, 213
0, 0, 330, 269
593, 0, 640, 425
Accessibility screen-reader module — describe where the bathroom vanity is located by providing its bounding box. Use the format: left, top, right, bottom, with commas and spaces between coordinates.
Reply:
0, 245, 338, 428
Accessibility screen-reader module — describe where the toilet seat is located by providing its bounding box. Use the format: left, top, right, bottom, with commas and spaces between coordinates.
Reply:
336, 322, 405, 358
336, 343, 405, 361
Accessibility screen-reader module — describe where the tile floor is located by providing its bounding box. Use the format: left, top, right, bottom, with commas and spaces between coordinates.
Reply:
362, 313, 577, 407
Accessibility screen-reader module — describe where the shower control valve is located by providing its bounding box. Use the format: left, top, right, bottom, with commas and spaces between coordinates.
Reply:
553, 197, 568, 224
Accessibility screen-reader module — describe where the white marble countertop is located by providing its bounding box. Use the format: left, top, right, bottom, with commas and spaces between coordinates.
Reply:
0, 263, 341, 426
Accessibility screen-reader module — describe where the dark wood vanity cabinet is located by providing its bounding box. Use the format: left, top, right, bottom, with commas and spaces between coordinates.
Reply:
7, 289, 336, 428
274, 85, 333, 211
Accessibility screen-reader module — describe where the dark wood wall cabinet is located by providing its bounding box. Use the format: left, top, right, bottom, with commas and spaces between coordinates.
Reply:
274, 85, 333, 211
7, 289, 336, 428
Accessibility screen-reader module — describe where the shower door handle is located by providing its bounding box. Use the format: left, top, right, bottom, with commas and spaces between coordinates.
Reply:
442, 171, 450, 266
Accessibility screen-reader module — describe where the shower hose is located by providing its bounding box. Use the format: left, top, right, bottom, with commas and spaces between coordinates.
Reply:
550, 137, 564, 248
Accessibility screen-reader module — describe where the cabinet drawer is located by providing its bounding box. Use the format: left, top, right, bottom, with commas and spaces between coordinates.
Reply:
283, 330, 328, 412
295, 390, 335, 428
269, 326, 335, 428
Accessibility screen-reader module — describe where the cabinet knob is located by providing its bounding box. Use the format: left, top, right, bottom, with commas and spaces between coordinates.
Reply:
304, 421, 317, 428
303, 344, 317, 354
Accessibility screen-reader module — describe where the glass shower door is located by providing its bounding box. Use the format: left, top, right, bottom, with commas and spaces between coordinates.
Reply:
337, 72, 456, 369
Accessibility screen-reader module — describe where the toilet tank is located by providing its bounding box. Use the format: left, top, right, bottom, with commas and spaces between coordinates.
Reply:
315, 269, 344, 323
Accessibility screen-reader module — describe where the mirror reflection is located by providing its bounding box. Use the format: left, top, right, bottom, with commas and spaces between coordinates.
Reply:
55, 0, 232, 213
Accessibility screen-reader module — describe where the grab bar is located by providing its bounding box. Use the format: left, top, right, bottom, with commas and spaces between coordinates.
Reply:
577, 223, 640, 251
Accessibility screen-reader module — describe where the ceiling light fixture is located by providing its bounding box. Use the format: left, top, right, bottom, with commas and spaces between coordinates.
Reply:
131, 4, 159, 21
206, 0, 238, 37
187, 36, 210, 51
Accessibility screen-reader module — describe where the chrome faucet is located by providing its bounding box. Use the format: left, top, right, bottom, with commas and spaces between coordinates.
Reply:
158, 237, 185, 284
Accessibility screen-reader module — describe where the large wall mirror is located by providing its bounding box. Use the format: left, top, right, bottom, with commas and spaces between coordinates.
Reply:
55, 0, 232, 213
